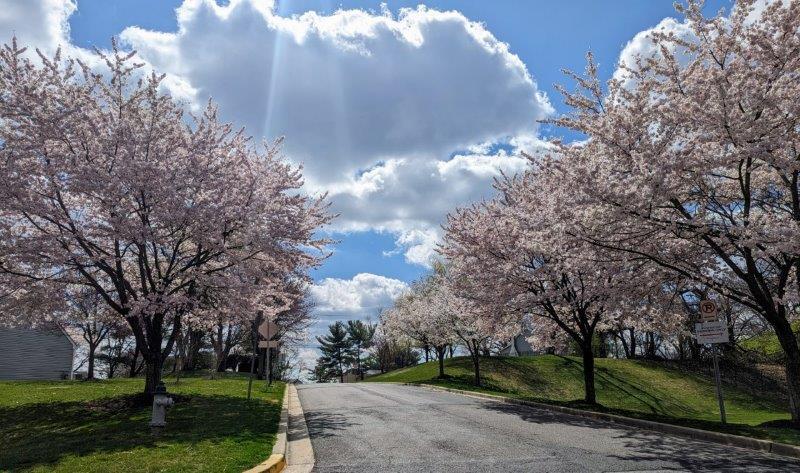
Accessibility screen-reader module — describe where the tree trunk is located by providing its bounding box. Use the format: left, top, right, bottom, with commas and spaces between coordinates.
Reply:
129, 342, 140, 377
597, 332, 608, 358
143, 353, 163, 399
581, 343, 597, 405
774, 320, 800, 423
644, 331, 656, 359
357, 344, 363, 381
472, 353, 480, 387
629, 328, 636, 359
215, 344, 231, 373
130, 312, 180, 398
87, 343, 97, 379
618, 330, 631, 359
436, 345, 446, 378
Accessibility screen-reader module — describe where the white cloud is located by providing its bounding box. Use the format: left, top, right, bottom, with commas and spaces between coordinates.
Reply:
328, 144, 541, 265
310, 272, 408, 319
118, 0, 553, 187
612, 17, 694, 88
0, 0, 553, 267
612, 1, 781, 88
0, 0, 75, 54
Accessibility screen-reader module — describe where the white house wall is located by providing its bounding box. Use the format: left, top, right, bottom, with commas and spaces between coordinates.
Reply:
0, 328, 75, 380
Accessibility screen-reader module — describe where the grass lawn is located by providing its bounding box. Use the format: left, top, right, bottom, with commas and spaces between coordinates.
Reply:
365, 354, 799, 445
0, 373, 284, 472
740, 321, 799, 359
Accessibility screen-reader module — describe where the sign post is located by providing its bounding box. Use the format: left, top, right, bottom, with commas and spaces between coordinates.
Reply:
695, 300, 728, 424
247, 311, 264, 401
259, 320, 280, 387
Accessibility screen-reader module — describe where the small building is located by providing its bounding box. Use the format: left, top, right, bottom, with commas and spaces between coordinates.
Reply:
0, 325, 76, 380
499, 334, 536, 357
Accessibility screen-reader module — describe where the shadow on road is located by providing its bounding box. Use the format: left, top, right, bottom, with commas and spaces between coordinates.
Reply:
480, 401, 800, 471
303, 411, 360, 439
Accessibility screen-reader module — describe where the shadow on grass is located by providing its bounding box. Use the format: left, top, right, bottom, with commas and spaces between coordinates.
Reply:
479, 402, 800, 471
0, 393, 281, 471
553, 355, 696, 417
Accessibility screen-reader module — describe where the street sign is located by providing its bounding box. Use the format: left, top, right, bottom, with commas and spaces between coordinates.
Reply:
694, 302, 729, 424
258, 340, 281, 349
699, 300, 719, 322
695, 320, 729, 344
258, 320, 280, 340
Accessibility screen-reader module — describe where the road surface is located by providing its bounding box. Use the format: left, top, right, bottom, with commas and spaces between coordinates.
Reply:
293, 382, 799, 472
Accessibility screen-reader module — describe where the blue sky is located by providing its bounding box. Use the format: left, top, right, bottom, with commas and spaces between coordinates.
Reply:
1, 0, 733, 359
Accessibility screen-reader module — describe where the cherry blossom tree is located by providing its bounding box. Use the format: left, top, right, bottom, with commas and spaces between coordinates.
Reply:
0, 40, 331, 396
549, 0, 800, 419
382, 270, 458, 379
442, 159, 671, 402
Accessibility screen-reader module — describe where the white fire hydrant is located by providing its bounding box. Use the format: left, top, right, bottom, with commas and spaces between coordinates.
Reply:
149, 381, 174, 435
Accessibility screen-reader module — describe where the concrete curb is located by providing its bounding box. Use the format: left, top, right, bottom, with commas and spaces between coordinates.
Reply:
243, 384, 290, 473
284, 384, 315, 472
400, 382, 800, 460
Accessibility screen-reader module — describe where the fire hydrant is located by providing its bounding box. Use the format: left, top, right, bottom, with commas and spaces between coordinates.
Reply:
149, 381, 174, 436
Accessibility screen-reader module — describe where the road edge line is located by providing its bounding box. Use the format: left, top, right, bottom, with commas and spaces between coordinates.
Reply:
242, 384, 290, 473
394, 382, 800, 460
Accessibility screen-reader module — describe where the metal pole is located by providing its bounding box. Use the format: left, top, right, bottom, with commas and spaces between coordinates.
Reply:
265, 321, 271, 389
712, 344, 726, 424
248, 311, 263, 400
267, 346, 272, 387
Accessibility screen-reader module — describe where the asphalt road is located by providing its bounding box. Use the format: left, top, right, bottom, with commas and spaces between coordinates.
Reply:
294, 382, 799, 472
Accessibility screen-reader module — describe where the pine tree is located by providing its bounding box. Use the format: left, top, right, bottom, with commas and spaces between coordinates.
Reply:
316, 322, 355, 383
347, 320, 376, 381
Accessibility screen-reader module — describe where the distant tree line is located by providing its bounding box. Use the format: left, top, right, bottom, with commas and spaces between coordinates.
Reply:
311, 320, 423, 382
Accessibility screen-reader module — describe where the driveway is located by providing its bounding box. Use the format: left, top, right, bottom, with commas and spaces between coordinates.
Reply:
294, 382, 798, 472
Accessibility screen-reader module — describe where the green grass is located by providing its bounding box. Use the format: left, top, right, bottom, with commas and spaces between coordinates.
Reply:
0, 373, 284, 472
366, 355, 799, 445
740, 321, 799, 358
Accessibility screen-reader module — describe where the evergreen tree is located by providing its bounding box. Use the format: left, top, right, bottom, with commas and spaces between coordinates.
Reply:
316, 322, 355, 383
347, 320, 376, 381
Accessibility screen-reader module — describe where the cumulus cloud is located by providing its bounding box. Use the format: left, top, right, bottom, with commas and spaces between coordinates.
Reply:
310, 272, 408, 319
0, 0, 75, 53
329, 146, 538, 265
612, 17, 695, 88
0, 0, 553, 267
119, 0, 553, 186
612, 0, 779, 88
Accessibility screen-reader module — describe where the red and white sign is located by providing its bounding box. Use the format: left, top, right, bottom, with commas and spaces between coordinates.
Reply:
698, 300, 719, 322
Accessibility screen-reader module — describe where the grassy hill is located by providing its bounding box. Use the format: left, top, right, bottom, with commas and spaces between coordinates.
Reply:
740, 321, 799, 359
365, 354, 798, 445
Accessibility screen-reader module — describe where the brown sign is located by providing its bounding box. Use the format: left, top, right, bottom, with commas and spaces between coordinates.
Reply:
258, 320, 280, 340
